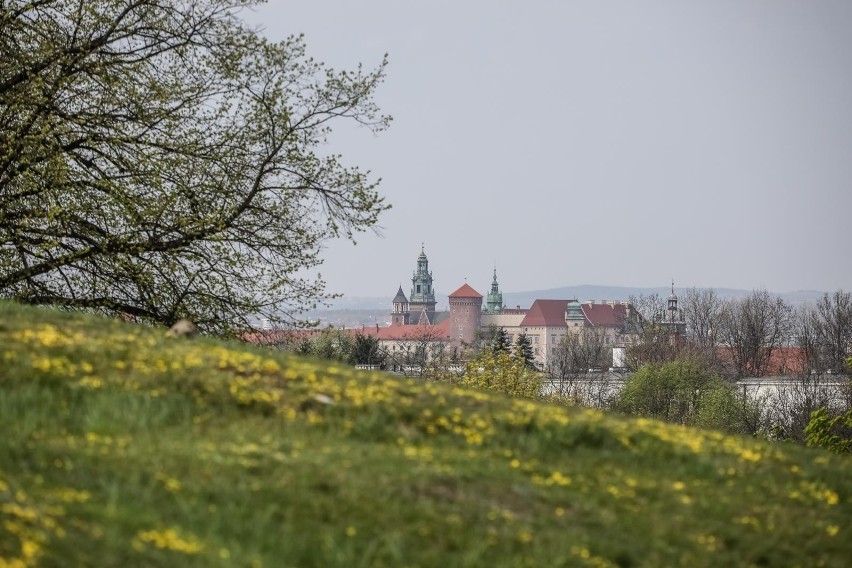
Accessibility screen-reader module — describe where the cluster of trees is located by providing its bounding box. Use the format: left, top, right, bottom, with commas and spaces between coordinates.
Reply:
1, 1, 389, 334
543, 288, 851, 380
625, 288, 852, 378
615, 356, 852, 448
269, 329, 386, 368
540, 289, 852, 445
614, 359, 765, 436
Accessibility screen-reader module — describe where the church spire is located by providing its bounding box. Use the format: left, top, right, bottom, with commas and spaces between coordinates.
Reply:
485, 264, 503, 314
409, 244, 436, 322
668, 278, 678, 314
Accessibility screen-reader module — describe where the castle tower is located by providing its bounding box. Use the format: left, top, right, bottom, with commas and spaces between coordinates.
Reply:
449, 283, 483, 349
391, 285, 410, 326
565, 299, 585, 331
485, 267, 503, 314
409, 244, 436, 322
667, 280, 679, 314
660, 280, 686, 340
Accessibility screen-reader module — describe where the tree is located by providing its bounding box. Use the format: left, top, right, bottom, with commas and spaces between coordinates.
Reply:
552, 328, 610, 373
543, 330, 618, 407
350, 333, 385, 368
805, 408, 852, 454
513, 332, 535, 369
813, 291, 852, 374
764, 374, 841, 443
626, 292, 678, 368
628, 293, 665, 325
616, 358, 759, 434
483, 325, 510, 355
456, 349, 541, 399
718, 290, 792, 377
625, 326, 679, 369
0, 1, 389, 333
681, 287, 723, 362
379, 324, 448, 378
305, 327, 354, 363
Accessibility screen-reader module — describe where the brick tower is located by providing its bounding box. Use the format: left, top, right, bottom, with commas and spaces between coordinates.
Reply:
449, 283, 483, 349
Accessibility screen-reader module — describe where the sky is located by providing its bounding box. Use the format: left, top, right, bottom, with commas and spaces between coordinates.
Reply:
243, 1, 852, 299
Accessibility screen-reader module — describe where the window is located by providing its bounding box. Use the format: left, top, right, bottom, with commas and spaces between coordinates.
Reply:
533, 335, 539, 344
416, 284, 421, 293
534, 347, 539, 355
508, 334, 514, 343
551, 334, 556, 343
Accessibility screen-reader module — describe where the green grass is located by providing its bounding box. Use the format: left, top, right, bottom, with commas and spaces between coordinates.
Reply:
1, 300, 850, 567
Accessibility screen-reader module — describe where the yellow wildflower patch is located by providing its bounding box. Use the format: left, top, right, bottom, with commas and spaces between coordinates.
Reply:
132, 528, 205, 554
12, 325, 85, 348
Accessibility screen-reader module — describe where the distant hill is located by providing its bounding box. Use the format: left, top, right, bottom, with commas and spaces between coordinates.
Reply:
308, 285, 829, 326
501, 285, 828, 311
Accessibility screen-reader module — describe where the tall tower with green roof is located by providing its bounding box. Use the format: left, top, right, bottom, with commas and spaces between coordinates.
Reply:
485, 267, 503, 314
408, 245, 436, 322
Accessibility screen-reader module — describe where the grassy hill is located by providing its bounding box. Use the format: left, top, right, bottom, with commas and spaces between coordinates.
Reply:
1, 301, 850, 567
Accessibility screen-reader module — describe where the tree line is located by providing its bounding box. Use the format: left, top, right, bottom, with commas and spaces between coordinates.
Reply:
544, 288, 852, 450
622, 288, 849, 378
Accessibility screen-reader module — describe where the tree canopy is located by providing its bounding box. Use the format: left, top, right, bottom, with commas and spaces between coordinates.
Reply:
0, 0, 389, 333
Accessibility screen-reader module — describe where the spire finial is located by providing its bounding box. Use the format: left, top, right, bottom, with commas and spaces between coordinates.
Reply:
672, 278, 675, 295
421, 242, 424, 254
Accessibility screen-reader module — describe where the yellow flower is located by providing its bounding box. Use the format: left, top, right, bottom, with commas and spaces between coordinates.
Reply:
133, 528, 205, 554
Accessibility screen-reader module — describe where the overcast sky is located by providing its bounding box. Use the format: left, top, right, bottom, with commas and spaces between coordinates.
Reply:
244, 1, 852, 299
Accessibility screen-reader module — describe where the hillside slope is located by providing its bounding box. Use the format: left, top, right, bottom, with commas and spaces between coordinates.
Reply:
1, 301, 850, 567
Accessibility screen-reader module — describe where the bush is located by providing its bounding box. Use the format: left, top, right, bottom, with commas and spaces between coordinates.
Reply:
805, 408, 852, 454
456, 350, 541, 399
616, 359, 760, 434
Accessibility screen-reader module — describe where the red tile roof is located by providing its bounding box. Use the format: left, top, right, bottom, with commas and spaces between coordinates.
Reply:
243, 318, 453, 345
520, 300, 631, 328
715, 346, 807, 376
365, 317, 451, 341
449, 283, 482, 298
582, 302, 628, 327
520, 300, 570, 326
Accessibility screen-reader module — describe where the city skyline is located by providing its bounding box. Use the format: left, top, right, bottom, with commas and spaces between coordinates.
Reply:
245, 1, 852, 298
